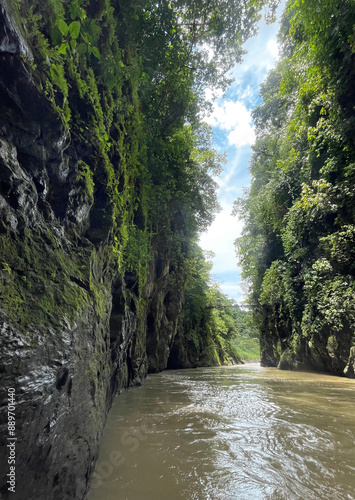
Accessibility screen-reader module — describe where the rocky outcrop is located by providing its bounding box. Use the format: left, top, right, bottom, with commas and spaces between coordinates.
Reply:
145, 256, 183, 373
260, 311, 355, 376
344, 346, 355, 378
0, 4, 188, 499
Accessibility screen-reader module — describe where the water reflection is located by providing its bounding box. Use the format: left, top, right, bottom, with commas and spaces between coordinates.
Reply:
88, 364, 355, 500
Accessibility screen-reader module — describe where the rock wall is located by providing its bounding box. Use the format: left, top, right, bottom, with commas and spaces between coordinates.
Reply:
0, 3, 187, 499
259, 308, 355, 378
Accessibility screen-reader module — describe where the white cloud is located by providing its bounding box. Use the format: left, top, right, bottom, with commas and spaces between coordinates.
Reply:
199, 1, 286, 301
218, 283, 244, 303
205, 100, 255, 148
228, 122, 255, 148
267, 38, 279, 60
204, 85, 224, 103
199, 208, 244, 274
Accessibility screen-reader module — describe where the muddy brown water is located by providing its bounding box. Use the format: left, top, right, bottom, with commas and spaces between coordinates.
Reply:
88, 364, 355, 500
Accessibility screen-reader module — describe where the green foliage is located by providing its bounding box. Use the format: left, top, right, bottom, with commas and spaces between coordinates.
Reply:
7, 0, 282, 364
235, 0, 355, 368
182, 244, 251, 364
134, 0, 280, 110
231, 334, 260, 362
76, 160, 95, 199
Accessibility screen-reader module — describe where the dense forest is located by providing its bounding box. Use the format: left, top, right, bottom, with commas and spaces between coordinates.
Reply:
235, 0, 355, 375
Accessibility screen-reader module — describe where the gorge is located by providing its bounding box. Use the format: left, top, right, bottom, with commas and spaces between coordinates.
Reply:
0, 1, 354, 499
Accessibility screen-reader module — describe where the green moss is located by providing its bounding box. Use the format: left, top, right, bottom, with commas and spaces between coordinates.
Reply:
8, 1, 163, 337
204, 343, 221, 366
0, 231, 92, 333
6, 0, 230, 373
76, 160, 95, 199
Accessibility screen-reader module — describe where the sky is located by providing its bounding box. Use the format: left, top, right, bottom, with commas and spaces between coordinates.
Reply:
199, 3, 285, 305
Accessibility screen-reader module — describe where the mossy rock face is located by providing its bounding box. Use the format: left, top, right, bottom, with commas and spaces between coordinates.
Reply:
0, 2, 240, 498
277, 350, 295, 371
145, 251, 184, 373
258, 299, 354, 376
260, 330, 279, 367
343, 346, 355, 378
0, 5, 181, 499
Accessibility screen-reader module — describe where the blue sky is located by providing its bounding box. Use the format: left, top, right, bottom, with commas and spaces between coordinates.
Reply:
199, 4, 285, 305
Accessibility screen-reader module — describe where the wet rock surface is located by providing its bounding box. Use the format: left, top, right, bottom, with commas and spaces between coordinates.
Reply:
260, 316, 354, 377
0, 4, 189, 499
344, 346, 355, 378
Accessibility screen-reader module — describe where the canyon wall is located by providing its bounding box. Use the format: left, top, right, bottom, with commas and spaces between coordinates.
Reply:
0, 3, 192, 498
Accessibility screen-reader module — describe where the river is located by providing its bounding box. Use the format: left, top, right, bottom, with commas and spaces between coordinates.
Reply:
88, 364, 355, 500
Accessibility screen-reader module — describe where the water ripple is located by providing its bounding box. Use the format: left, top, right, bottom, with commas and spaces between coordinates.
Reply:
89, 365, 355, 500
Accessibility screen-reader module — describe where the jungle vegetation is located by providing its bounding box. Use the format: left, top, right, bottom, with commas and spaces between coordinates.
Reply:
1, 0, 280, 363
235, 0, 355, 368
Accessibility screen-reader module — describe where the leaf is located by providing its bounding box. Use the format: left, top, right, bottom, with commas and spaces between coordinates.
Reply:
58, 19, 69, 36
58, 43, 68, 55
50, 64, 59, 78
89, 19, 101, 39
91, 46, 101, 60
118, 60, 125, 68
50, 25, 62, 45
69, 21, 81, 40
81, 33, 89, 45
86, 33, 94, 45
77, 43, 87, 56
49, 64, 67, 94
69, 4, 77, 21
69, 2, 86, 21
